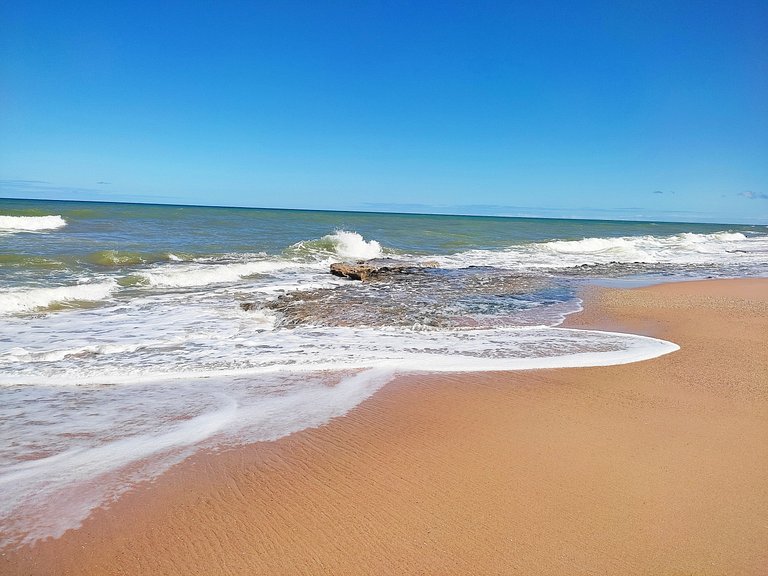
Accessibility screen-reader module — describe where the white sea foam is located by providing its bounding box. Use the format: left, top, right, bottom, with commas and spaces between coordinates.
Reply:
0, 214, 67, 232
2, 340, 181, 363
138, 259, 311, 288
0, 315, 678, 385
541, 231, 747, 259
289, 230, 385, 260
437, 231, 767, 269
323, 230, 383, 259
0, 281, 117, 315
1, 308, 277, 365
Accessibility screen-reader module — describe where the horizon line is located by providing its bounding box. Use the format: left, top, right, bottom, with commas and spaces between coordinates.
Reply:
0, 195, 759, 228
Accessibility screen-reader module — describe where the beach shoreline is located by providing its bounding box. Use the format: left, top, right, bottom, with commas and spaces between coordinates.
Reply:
3, 278, 767, 575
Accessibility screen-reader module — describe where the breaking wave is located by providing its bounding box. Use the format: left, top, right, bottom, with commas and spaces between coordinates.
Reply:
541, 231, 747, 258
0, 281, 117, 315
136, 230, 387, 290
86, 250, 179, 267
439, 231, 766, 269
0, 215, 67, 232
137, 259, 310, 288
290, 230, 385, 260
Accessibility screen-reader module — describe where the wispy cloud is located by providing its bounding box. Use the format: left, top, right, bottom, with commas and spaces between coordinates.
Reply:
738, 191, 768, 200
0, 179, 178, 204
357, 202, 745, 224
0, 179, 102, 197
0, 179, 50, 185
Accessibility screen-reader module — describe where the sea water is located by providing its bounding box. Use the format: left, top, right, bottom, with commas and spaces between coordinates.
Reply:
1, 198, 766, 546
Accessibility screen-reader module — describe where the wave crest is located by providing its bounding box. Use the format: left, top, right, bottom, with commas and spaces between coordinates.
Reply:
290, 230, 384, 260
439, 231, 763, 269
541, 231, 748, 260
138, 259, 307, 288
0, 215, 67, 232
86, 250, 180, 267
0, 281, 117, 315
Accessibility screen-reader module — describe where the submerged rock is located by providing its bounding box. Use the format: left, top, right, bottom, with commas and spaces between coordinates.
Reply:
330, 258, 439, 281
266, 267, 550, 328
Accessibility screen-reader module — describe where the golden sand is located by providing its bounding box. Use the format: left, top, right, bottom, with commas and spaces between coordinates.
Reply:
3, 278, 767, 575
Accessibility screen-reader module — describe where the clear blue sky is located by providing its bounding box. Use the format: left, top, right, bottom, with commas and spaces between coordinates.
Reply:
1, 1, 767, 223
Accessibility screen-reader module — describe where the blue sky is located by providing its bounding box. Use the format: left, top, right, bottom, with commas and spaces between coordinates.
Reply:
1, 1, 767, 223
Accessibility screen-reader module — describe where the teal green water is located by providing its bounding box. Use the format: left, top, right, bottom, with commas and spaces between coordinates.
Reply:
2, 197, 762, 264
2, 197, 767, 292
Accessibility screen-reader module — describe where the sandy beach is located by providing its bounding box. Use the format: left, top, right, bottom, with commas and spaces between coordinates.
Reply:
3, 278, 767, 575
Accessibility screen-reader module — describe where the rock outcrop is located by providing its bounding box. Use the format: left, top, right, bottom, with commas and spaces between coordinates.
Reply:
330, 258, 439, 281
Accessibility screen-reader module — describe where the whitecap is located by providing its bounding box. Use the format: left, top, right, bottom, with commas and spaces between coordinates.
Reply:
138, 259, 309, 288
323, 230, 383, 259
289, 230, 385, 260
0, 215, 67, 232
438, 231, 768, 269
0, 281, 117, 315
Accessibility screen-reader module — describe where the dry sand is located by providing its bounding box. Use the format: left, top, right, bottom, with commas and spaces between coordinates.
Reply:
3, 278, 767, 575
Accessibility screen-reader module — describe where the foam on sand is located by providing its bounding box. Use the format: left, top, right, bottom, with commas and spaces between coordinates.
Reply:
0, 396, 240, 547
0, 368, 395, 548
0, 320, 679, 386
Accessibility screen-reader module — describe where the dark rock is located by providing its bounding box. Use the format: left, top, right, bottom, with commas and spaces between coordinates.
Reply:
240, 302, 257, 311
330, 258, 439, 281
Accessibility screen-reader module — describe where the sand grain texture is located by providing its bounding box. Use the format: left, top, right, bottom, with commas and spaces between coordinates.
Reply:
3, 279, 767, 575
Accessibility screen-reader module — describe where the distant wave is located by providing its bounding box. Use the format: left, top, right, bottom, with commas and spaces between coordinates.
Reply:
0, 215, 67, 232
541, 231, 747, 257
0, 281, 116, 315
290, 230, 385, 260
439, 231, 766, 269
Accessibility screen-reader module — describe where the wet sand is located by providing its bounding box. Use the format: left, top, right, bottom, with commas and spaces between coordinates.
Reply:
3, 278, 767, 575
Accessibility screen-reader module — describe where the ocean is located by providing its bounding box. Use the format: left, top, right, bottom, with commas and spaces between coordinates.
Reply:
1, 197, 767, 547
